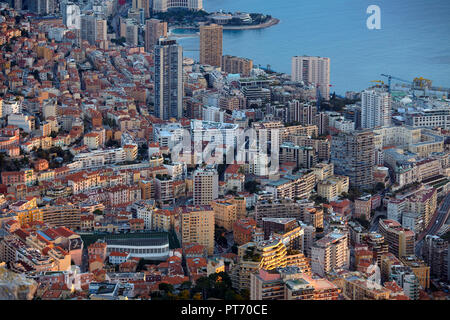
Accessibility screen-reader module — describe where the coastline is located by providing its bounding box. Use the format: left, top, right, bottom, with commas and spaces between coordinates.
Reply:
222, 18, 280, 30
169, 17, 280, 35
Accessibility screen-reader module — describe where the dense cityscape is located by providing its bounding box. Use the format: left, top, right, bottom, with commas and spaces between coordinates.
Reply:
0, 0, 450, 303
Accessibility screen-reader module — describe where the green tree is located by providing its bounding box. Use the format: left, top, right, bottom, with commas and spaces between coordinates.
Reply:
224, 289, 237, 300
240, 288, 250, 300
374, 182, 385, 192
93, 209, 103, 215
178, 289, 190, 300
244, 180, 260, 194
180, 281, 192, 291
192, 292, 202, 300
159, 282, 174, 294
354, 216, 370, 229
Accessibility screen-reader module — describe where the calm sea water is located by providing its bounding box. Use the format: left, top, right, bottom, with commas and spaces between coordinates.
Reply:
174, 0, 450, 95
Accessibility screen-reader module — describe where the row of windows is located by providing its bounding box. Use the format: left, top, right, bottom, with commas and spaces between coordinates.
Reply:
109, 247, 168, 254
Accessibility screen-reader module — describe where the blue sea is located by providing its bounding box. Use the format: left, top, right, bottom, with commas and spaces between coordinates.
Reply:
174, 0, 450, 95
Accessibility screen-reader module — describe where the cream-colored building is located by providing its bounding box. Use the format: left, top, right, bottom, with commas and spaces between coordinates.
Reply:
84, 132, 100, 150
311, 231, 349, 277
181, 206, 215, 255
265, 171, 316, 200
211, 199, 237, 231
312, 162, 334, 181
232, 238, 311, 291
317, 175, 349, 201
373, 126, 444, 158
144, 19, 167, 52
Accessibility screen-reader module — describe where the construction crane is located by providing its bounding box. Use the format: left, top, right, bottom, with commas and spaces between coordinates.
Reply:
370, 80, 385, 89
413, 77, 432, 90
381, 74, 450, 98
380, 74, 412, 93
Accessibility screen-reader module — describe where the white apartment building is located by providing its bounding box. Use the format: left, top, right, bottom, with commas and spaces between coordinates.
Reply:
406, 104, 450, 129
73, 147, 137, 169
190, 120, 239, 153
291, 56, 330, 100
2, 100, 20, 117
163, 163, 187, 180
62, 2, 81, 30
137, 206, 153, 229
246, 152, 270, 177
7, 114, 33, 132
202, 106, 225, 123
153, 123, 184, 149
334, 119, 355, 133
361, 89, 391, 129
108, 252, 130, 265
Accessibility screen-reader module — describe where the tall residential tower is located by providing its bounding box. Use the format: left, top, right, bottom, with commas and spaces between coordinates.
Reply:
331, 130, 375, 189
154, 38, 183, 120
361, 89, 391, 128
145, 19, 167, 52
200, 24, 223, 68
291, 56, 330, 100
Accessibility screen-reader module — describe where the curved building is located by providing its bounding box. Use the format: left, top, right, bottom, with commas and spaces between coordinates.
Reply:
105, 236, 170, 260
153, 0, 203, 13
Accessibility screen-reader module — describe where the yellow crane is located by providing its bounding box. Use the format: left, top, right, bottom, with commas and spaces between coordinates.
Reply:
413, 77, 432, 90
370, 80, 385, 89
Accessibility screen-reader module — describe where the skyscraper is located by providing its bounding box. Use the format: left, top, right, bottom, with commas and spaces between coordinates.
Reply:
361, 89, 391, 128
95, 17, 108, 49
154, 38, 183, 120
145, 19, 167, 52
80, 13, 96, 45
331, 130, 375, 189
200, 24, 223, 68
81, 13, 108, 47
29, 0, 56, 15
291, 56, 330, 100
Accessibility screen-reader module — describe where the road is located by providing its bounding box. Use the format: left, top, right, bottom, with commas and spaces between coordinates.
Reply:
415, 191, 450, 257
419, 191, 450, 241
369, 210, 387, 232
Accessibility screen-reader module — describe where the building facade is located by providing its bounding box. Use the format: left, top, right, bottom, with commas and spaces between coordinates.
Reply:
154, 38, 183, 120
331, 130, 375, 189
200, 24, 223, 68
291, 56, 330, 100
